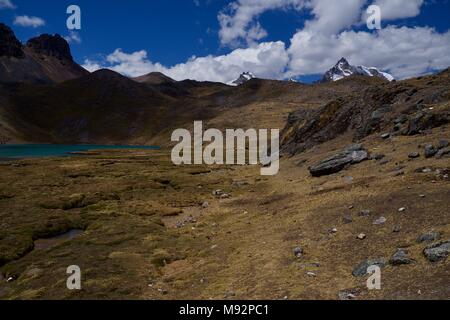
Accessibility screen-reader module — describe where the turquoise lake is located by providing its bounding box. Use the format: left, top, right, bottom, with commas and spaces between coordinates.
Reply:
0, 144, 160, 159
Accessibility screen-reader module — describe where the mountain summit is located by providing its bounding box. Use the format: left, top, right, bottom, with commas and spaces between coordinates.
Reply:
228, 72, 255, 86
321, 58, 394, 82
0, 23, 88, 84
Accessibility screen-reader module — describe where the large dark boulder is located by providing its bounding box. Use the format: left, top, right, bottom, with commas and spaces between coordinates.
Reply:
423, 241, 450, 262
309, 144, 369, 177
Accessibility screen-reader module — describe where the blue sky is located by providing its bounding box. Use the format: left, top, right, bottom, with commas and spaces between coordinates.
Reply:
1, 0, 450, 83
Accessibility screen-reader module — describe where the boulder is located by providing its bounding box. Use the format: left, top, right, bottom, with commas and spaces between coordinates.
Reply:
424, 144, 438, 158
352, 258, 386, 277
423, 241, 450, 262
408, 152, 420, 159
309, 144, 369, 177
417, 232, 441, 243
390, 249, 414, 265
293, 246, 303, 258
435, 147, 450, 159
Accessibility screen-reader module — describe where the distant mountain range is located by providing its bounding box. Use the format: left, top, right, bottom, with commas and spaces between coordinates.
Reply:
321, 57, 394, 83
1, 23, 449, 148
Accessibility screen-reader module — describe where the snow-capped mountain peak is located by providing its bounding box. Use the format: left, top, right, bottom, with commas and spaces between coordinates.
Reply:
228, 72, 255, 86
322, 58, 394, 82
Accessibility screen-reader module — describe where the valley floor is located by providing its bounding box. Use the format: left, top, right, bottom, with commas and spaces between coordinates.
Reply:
0, 126, 449, 300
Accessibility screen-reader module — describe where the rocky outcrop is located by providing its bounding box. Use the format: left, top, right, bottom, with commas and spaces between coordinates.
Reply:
26, 34, 73, 61
0, 24, 88, 84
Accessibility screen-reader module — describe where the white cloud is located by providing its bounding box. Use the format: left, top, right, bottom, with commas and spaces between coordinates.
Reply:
64, 31, 82, 44
83, 42, 289, 83
287, 26, 450, 79
218, 0, 307, 46
13, 15, 45, 28
82, 59, 103, 73
84, 0, 450, 82
0, 0, 16, 9
369, 0, 424, 21
304, 0, 367, 35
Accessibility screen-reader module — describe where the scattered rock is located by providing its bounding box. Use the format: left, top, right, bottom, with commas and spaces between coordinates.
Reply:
329, 227, 338, 234
417, 232, 441, 243
392, 170, 405, 177
338, 289, 359, 300
424, 144, 438, 158
293, 246, 303, 258
359, 210, 371, 217
309, 144, 369, 177
373, 216, 387, 225
357, 233, 366, 240
352, 258, 386, 277
435, 147, 450, 159
233, 180, 250, 187
372, 153, 385, 161
157, 288, 168, 295
408, 152, 420, 159
394, 114, 408, 124
381, 133, 390, 139
224, 290, 236, 298
398, 207, 406, 212
393, 225, 401, 233
390, 249, 414, 265
306, 272, 316, 277
423, 241, 450, 262
342, 214, 353, 224
201, 202, 209, 209
437, 139, 449, 149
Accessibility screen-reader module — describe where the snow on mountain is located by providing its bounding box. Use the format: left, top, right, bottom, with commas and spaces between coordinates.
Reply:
321, 58, 394, 83
228, 72, 255, 86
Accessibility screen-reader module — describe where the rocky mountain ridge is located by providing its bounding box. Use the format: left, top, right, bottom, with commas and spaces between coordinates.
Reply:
321, 57, 394, 83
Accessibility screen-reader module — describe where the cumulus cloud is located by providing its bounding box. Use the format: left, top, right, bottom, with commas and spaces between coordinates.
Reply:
287, 26, 450, 79
218, 0, 306, 46
13, 15, 45, 28
84, 0, 450, 82
368, 0, 424, 21
0, 0, 16, 9
84, 42, 289, 83
64, 31, 82, 44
